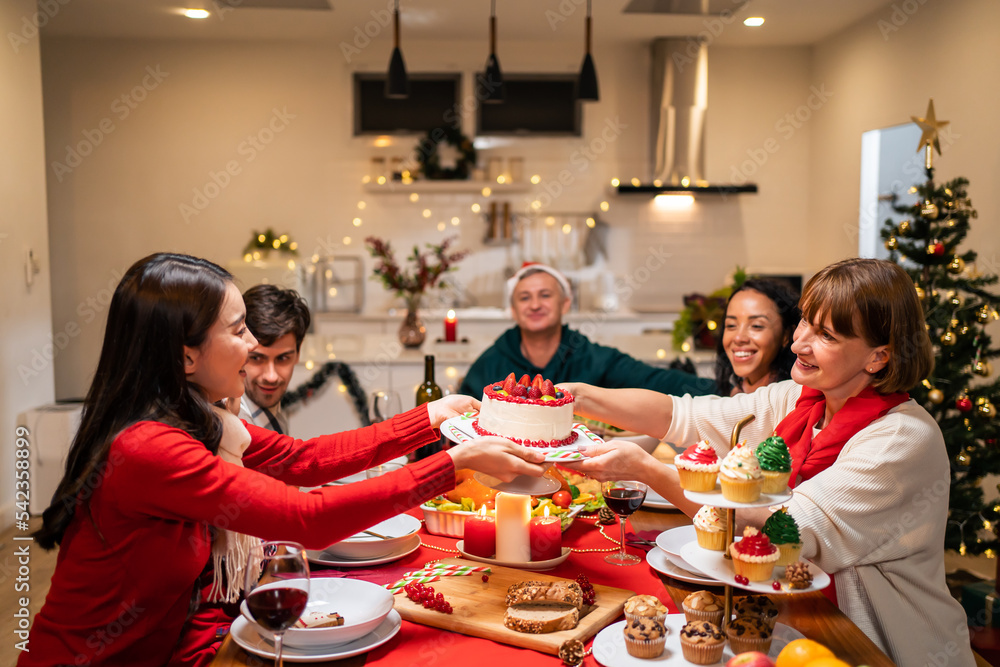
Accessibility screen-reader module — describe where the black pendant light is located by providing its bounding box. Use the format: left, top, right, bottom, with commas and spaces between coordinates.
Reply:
479, 0, 504, 103
385, 0, 409, 99
577, 0, 599, 101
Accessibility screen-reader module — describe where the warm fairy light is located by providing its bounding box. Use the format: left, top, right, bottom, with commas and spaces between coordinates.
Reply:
325, 269, 333, 280
328, 352, 336, 359
681, 341, 691, 352
586, 217, 596, 228
279, 235, 288, 243
545, 216, 556, 226
531, 200, 542, 210
451, 217, 460, 226
287, 260, 296, 270
373, 135, 392, 148
183, 8, 210, 19
437, 222, 446, 231
653, 194, 695, 210
252, 251, 261, 260
530, 174, 541, 184
305, 360, 315, 370
339, 384, 347, 393
497, 175, 506, 184
342, 236, 352, 245
562, 223, 572, 235
445, 366, 458, 379
357, 201, 366, 210
610, 178, 620, 187
422, 209, 432, 218
706, 320, 718, 331
630, 177, 640, 187
258, 234, 266, 243
653, 179, 663, 187
311, 254, 320, 263
353, 218, 362, 227
681, 176, 691, 187
377, 176, 386, 185
743, 17, 765, 27
482, 187, 492, 197
243, 253, 252, 262
600, 201, 610, 211
326, 343, 334, 352
272, 239, 281, 249
409, 193, 419, 202
471, 203, 481, 213
328, 287, 338, 297
362, 175, 371, 184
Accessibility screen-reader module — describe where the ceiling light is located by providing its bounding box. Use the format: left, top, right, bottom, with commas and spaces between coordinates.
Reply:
743, 17, 765, 27
183, 9, 210, 19
653, 194, 695, 209
385, 0, 409, 98
479, 0, 504, 103
577, 0, 599, 101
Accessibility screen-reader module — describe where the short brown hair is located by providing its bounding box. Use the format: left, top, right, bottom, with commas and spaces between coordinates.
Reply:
799, 258, 932, 393
243, 284, 311, 350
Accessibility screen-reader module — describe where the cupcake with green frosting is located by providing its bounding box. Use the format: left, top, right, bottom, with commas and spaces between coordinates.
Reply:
755, 435, 792, 493
762, 508, 802, 567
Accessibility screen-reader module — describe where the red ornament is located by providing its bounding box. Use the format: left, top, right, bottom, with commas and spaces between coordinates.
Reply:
957, 397, 973, 412
932, 243, 946, 256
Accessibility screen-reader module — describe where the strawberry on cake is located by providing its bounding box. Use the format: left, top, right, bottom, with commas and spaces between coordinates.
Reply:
473, 373, 577, 448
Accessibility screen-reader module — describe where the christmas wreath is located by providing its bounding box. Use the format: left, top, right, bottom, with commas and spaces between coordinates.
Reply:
416, 125, 476, 180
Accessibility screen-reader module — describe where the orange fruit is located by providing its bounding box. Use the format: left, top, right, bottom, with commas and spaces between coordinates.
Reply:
776, 639, 836, 667
804, 659, 851, 667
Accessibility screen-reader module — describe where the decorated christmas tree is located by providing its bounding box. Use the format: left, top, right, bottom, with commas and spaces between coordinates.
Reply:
880, 100, 1000, 555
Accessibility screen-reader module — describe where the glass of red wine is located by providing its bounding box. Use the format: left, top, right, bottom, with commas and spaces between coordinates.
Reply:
244, 540, 310, 666
601, 480, 648, 566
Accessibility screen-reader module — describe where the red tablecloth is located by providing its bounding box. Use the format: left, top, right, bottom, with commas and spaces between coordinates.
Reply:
311, 509, 678, 666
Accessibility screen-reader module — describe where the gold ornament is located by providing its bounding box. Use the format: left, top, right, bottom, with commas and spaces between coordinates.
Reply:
947, 257, 966, 274
956, 451, 971, 466
948, 291, 964, 307
974, 360, 993, 377
911, 98, 950, 165
928, 388, 944, 404
978, 401, 997, 418
940, 331, 956, 346
946, 218, 957, 228
960, 325, 970, 336
950, 318, 960, 329
898, 219, 911, 236
915, 285, 926, 300
908, 186, 919, 194
885, 236, 898, 251
921, 201, 939, 219
977, 306, 991, 324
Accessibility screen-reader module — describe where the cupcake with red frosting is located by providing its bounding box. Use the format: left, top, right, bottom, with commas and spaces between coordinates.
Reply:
675, 441, 720, 492
730, 526, 780, 582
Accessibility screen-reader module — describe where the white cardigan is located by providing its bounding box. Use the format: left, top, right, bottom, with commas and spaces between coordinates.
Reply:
666, 380, 974, 667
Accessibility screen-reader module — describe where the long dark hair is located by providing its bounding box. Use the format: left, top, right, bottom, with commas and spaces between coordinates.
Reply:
34, 253, 233, 549
715, 278, 801, 395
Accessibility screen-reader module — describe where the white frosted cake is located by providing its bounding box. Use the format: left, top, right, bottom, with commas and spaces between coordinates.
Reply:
472, 373, 577, 448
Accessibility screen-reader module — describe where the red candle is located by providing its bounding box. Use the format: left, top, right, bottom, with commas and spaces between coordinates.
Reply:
444, 309, 457, 342
529, 513, 562, 561
463, 509, 496, 558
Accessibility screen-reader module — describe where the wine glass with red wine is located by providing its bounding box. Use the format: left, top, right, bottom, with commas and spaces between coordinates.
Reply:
244, 541, 310, 666
601, 480, 648, 566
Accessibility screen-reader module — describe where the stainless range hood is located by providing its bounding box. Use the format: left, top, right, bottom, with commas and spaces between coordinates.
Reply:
617, 38, 757, 196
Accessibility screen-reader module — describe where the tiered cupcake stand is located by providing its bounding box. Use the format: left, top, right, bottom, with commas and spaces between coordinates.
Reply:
677, 415, 829, 628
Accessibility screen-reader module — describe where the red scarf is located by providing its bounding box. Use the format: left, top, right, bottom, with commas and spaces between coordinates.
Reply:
775, 385, 910, 488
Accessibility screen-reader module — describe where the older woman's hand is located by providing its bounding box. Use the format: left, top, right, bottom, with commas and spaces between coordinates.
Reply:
426, 394, 481, 428
561, 439, 657, 483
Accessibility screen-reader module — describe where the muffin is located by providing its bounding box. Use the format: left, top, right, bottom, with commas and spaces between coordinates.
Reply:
678, 620, 726, 665
623, 616, 667, 659
719, 442, 763, 502
623, 594, 668, 623
762, 508, 803, 567
730, 527, 780, 582
726, 615, 774, 654
755, 435, 792, 493
693, 505, 728, 551
682, 590, 724, 626
733, 594, 779, 629
675, 441, 721, 492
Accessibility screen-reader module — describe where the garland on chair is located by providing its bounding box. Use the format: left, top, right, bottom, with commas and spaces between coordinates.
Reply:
280, 361, 370, 427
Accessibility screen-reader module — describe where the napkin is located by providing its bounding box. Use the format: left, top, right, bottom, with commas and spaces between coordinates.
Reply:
624, 530, 661, 552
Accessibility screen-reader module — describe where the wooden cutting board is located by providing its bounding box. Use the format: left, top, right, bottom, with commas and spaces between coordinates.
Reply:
393, 557, 635, 654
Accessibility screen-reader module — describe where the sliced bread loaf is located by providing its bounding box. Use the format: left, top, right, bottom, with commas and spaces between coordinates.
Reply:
503, 603, 580, 634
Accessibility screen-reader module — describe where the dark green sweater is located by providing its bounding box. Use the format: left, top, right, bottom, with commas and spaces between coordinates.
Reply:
458, 325, 716, 398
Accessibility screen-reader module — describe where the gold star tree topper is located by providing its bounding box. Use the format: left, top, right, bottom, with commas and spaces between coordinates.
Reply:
911, 98, 949, 168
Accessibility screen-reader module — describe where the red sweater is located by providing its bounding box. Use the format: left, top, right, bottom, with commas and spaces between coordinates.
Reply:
20, 405, 451, 666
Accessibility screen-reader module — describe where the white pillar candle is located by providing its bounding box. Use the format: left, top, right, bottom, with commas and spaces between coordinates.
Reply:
494, 492, 531, 562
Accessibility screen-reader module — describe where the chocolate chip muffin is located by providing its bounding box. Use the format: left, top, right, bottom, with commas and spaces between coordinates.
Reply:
623, 616, 668, 658
623, 594, 668, 623
681, 590, 724, 626
726, 615, 773, 654
734, 594, 779, 629
678, 620, 725, 665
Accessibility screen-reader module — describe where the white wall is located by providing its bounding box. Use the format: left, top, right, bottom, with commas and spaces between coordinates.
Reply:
40, 34, 812, 399
809, 0, 1000, 270
1, 0, 56, 526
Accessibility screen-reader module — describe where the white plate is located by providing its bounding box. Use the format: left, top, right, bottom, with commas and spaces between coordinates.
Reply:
326, 455, 409, 485
231, 610, 401, 663
472, 471, 561, 495
680, 541, 831, 594
441, 412, 604, 462
592, 615, 804, 666
456, 540, 572, 571
655, 526, 696, 557
646, 549, 718, 586
683, 486, 792, 509
323, 513, 422, 560
642, 488, 676, 510
306, 533, 421, 567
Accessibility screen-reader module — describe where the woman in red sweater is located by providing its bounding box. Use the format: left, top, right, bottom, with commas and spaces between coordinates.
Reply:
23, 253, 545, 667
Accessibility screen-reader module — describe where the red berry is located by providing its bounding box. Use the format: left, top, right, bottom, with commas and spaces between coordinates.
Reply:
482, 574, 489, 582
772, 580, 781, 591
519, 374, 531, 386
527, 386, 542, 400
512, 383, 528, 397
541, 380, 556, 397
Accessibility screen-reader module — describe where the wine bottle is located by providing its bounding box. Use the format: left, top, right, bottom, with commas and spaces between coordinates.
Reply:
416, 355, 443, 405
413, 355, 444, 460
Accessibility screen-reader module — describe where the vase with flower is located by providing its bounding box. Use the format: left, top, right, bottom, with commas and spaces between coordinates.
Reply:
365, 236, 468, 348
